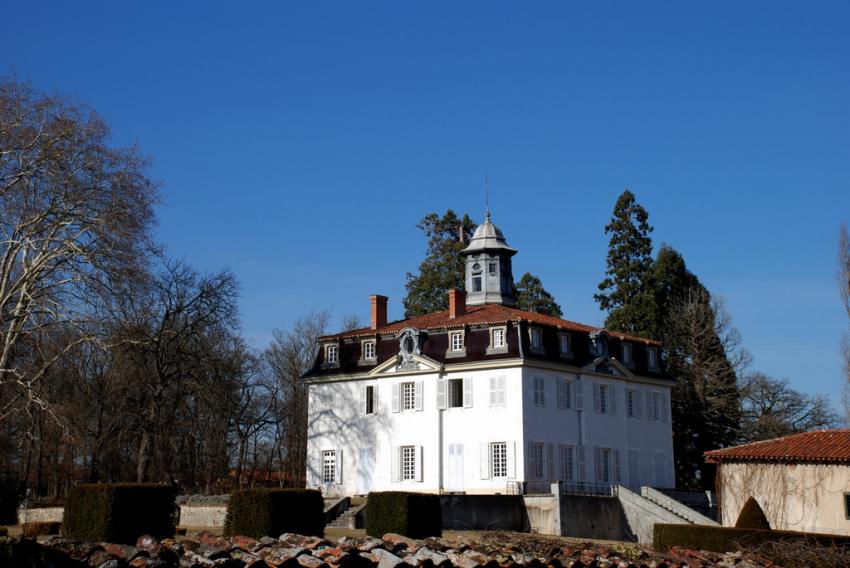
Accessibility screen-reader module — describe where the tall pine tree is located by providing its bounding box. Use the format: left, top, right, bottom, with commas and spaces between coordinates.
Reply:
515, 272, 563, 317
595, 190, 655, 336
403, 210, 475, 318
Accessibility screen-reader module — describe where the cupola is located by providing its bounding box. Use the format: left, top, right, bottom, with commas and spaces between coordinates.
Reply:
461, 210, 517, 306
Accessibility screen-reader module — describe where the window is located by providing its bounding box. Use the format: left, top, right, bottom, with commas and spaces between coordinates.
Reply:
322, 450, 336, 483
492, 327, 506, 349
489, 262, 497, 275
649, 392, 660, 421
595, 382, 615, 415
490, 376, 506, 407
647, 347, 659, 369
448, 378, 464, 408
531, 442, 545, 479
627, 389, 635, 417
450, 332, 464, 352
558, 333, 572, 356
363, 340, 376, 360
596, 447, 612, 483
530, 327, 543, 350
402, 446, 416, 481
533, 377, 545, 407
491, 442, 508, 478
365, 385, 376, 414
473, 276, 482, 292
622, 343, 633, 365
325, 344, 338, 364
402, 382, 416, 411
557, 378, 572, 409
560, 445, 575, 481
844, 493, 850, 520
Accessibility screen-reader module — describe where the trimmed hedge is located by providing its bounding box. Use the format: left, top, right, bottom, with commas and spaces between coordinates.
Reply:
224, 489, 324, 538
654, 523, 850, 553
366, 492, 441, 538
735, 496, 770, 529
63, 483, 177, 544
0, 474, 25, 525
22, 521, 61, 537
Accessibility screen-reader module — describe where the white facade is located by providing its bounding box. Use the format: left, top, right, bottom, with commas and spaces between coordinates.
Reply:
306, 355, 675, 497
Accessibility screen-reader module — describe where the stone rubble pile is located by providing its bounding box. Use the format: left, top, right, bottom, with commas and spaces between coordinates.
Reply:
0, 531, 778, 568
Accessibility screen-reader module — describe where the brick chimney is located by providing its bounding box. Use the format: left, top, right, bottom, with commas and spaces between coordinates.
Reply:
370, 295, 388, 330
448, 289, 466, 319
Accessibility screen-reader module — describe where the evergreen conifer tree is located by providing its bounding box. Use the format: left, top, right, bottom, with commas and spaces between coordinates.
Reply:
515, 272, 563, 317
403, 210, 475, 318
595, 190, 655, 336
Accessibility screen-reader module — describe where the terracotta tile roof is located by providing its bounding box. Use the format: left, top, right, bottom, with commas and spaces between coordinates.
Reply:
704, 430, 850, 465
320, 303, 660, 345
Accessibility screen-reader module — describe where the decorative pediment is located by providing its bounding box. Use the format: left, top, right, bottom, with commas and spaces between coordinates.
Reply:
581, 356, 634, 378
367, 353, 443, 376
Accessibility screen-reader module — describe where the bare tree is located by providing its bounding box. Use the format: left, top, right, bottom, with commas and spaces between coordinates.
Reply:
264, 311, 329, 487
665, 289, 750, 488
740, 372, 840, 442
0, 79, 157, 428
339, 313, 364, 332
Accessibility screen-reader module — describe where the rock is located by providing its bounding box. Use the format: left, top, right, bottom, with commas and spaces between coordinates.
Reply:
253, 537, 280, 552
197, 543, 231, 561
263, 546, 307, 568
296, 554, 329, 568
359, 538, 386, 552
370, 547, 411, 568
411, 547, 450, 567
382, 534, 417, 550
88, 549, 117, 567
137, 535, 162, 556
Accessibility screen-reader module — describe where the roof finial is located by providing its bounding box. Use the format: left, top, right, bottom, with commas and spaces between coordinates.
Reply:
485, 174, 491, 222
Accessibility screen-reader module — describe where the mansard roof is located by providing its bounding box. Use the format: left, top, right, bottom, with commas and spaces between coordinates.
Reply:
705, 430, 850, 465
320, 303, 659, 346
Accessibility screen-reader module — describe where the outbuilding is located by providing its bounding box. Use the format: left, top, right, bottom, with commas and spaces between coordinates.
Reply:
705, 429, 850, 535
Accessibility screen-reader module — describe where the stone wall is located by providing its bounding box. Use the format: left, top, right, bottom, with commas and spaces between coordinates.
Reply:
18, 505, 229, 528
441, 495, 527, 531
560, 495, 623, 541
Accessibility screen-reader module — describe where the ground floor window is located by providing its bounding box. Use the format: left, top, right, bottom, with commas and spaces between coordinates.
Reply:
560, 445, 575, 481
491, 442, 508, 478
322, 450, 336, 483
531, 442, 545, 479
402, 446, 416, 480
595, 447, 612, 483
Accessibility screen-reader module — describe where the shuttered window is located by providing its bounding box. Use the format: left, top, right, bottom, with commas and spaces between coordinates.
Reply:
322, 450, 336, 483
490, 376, 506, 407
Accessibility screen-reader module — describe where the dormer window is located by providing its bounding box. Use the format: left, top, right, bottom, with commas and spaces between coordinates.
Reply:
622, 343, 633, 366
450, 331, 464, 352
361, 339, 376, 362
530, 327, 543, 352
647, 347, 659, 370
488, 262, 497, 275
492, 327, 506, 348
325, 344, 338, 365
558, 333, 572, 357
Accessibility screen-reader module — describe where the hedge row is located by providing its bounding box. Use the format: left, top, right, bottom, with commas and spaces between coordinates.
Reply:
654, 523, 850, 553
224, 489, 324, 538
64, 484, 177, 544
366, 492, 441, 539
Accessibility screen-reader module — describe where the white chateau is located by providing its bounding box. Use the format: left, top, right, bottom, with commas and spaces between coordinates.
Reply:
304, 213, 674, 497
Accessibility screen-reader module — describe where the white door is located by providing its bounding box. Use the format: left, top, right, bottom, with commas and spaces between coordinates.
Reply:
445, 443, 464, 492
357, 446, 375, 494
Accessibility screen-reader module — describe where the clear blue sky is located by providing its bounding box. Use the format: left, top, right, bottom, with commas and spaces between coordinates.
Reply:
5, 2, 849, 404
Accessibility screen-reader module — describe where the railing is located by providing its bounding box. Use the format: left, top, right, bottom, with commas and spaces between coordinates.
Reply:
506, 480, 617, 496
560, 481, 616, 497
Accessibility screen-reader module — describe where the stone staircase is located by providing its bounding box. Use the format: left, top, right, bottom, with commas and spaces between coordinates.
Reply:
327, 496, 366, 529
640, 487, 719, 526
